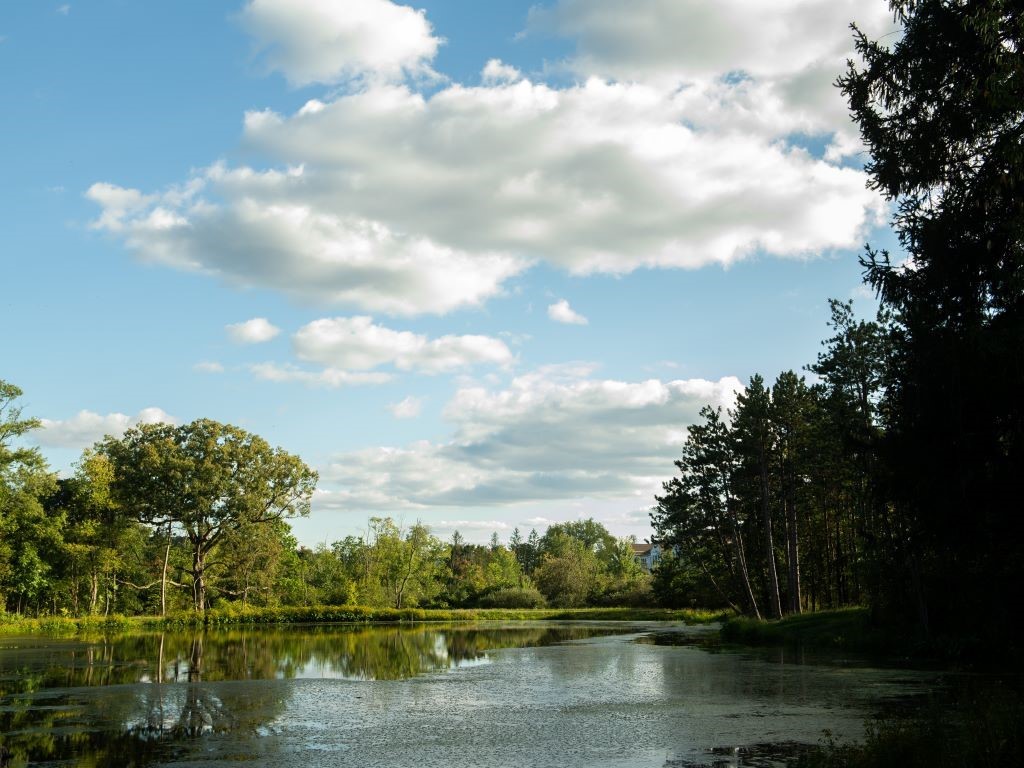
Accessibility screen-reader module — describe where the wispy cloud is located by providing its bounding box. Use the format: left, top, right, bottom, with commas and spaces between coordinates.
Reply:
194, 361, 225, 374
250, 362, 391, 388
389, 396, 423, 419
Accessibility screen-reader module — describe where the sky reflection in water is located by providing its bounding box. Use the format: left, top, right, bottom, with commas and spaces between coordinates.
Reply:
0, 623, 935, 767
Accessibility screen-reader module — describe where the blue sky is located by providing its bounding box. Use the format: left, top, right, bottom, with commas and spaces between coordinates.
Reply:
2, 0, 900, 545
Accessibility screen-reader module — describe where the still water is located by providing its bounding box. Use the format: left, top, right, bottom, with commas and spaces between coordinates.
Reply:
0, 622, 934, 767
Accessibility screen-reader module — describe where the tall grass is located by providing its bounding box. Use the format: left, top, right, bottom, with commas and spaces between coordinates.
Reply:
720, 608, 902, 654
0, 605, 729, 635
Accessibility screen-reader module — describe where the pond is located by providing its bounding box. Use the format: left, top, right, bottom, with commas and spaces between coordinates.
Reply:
0, 622, 936, 767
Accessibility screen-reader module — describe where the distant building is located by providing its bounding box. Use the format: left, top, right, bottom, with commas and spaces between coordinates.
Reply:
631, 542, 662, 572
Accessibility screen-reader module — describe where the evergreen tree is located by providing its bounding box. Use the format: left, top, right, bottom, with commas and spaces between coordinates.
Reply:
840, 0, 1024, 639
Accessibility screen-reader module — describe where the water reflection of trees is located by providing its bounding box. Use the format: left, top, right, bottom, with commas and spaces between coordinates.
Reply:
0, 624, 622, 766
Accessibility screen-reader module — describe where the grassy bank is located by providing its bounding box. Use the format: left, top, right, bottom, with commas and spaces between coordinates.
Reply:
0, 605, 728, 635
720, 608, 905, 655
720, 607, 1024, 667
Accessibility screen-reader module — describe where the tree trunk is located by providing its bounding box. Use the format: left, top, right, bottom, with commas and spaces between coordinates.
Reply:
691, 541, 741, 613
90, 571, 99, 615
192, 546, 206, 613
161, 526, 172, 616
759, 449, 783, 619
785, 488, 802, 614
727, 499, 762, 619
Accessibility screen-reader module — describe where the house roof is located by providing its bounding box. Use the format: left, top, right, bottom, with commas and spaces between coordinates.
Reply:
631, 543, 653, 555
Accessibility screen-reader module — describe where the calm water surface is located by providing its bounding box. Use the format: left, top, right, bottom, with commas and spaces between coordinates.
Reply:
0, 622, 936, 767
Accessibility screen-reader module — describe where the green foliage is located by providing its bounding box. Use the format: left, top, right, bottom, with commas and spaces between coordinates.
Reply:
653, 308, 895, 621
651, 551, 728, 609
477, 587, 547, 609
0, 380, 58, 614
533, 533, 602, 607
97, 419, 317, 612
0, 605, 727, 635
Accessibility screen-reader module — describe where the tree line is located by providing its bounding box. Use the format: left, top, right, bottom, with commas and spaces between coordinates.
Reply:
0, 398, 649, 616
651, 300, 893, 618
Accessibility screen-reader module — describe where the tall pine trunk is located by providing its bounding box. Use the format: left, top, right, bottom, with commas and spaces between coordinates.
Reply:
785, 491, 801, 614
759, 452, 783, 619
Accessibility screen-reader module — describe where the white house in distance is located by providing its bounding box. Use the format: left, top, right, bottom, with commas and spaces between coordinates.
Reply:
631, 542, 662, 572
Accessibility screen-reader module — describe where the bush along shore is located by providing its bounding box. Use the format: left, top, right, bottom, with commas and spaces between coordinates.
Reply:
0, 605, 730, 635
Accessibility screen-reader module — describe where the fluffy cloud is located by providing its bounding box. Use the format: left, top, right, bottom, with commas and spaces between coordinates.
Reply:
240, 0, 441, 86
86, 170, 525, 316
88, 2, 888, 317
481, 59, 521, 84
318, 366, 741, 510
528, 0, 897, 155
389, 396, 423, 419
193, 361, 225, 373
227, 317, 281, 344
88, 80, 880, 314
38, 407, 176, 449
547, 299, 588, 325
529, 0, 893, 81
293, 316, 512, 373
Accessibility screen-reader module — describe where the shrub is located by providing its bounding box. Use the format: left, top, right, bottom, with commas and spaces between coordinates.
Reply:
477, 587, 547, 609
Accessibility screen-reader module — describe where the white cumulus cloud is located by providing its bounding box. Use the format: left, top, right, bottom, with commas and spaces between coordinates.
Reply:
548, 299, 588, 325
226, 317, 281, 344
240, 0, 441, 86
293, 316, 512, 373
528, 0, 897, 157
482, 59, 521, 84
38, 407, 177, 449
87, 1, 888, 317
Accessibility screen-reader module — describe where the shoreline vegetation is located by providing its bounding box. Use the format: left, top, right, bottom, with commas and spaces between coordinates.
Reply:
2, 603, 1015, 670
0, 603, 997, 669
0, 605, 728, 635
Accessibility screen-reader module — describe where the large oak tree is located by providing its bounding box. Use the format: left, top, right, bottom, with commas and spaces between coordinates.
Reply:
99, 419, 317, 612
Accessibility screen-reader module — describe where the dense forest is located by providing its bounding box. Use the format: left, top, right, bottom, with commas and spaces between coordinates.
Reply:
655, 0, 1023, 653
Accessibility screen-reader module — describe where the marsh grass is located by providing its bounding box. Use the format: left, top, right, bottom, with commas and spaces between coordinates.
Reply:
0, 605, 728, 635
